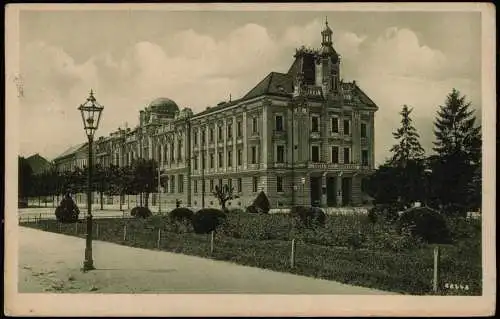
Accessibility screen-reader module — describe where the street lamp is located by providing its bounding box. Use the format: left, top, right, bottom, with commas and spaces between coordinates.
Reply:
78, 89, 104, 272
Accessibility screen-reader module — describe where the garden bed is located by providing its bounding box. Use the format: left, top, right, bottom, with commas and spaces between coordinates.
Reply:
20, 213, 482, 295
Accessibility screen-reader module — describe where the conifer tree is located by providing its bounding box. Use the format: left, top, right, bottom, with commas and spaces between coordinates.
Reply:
432, 88, 481, 214
390, 105, 425, 167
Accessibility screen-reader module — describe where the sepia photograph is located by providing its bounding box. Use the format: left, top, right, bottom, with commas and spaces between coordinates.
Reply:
4, 3, 496, 317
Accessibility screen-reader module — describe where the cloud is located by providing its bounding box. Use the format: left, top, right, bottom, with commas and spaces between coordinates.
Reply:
19, 21, 480, 167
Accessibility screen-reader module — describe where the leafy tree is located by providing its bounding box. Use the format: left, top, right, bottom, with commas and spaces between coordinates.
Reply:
108, 164, 133, 211
212, 184, 238, 210
131, 159, 157, 208
432, 89, 481, 214
18, 156, 33, 199
90, 164, 112, 210
390, 105, 425, 167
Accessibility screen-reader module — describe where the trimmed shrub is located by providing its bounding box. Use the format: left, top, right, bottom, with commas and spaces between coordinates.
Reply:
290, 206, 326, 228
396, 207, 451, 244
169, 207, 194, 224
251, 191, 271, 213
131, 206, 152, 219
228, 208, 245, 214
192, 208, 227, 234
368, 203, 405, 224
55, 196, 80, 223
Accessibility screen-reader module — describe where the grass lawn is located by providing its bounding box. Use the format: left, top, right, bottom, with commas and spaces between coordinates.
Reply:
20, 212, 482, 295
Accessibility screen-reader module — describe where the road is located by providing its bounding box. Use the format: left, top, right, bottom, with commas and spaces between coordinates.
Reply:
18, 227, 396, 294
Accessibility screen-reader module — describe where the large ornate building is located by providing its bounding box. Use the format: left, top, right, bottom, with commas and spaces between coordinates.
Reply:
54, 21, 378, 209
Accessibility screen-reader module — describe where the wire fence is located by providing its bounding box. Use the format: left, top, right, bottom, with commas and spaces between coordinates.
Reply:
19, 214, 481, 296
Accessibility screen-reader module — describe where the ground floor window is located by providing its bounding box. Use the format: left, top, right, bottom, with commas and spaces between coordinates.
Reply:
252, 176, 258, 192
237, 178, 242, 192
277, 176, 284, 193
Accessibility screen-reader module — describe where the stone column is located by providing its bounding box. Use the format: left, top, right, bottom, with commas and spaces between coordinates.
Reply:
336, 173, 343, 207
321, 172, 328, 208
232, 115, 237, 168
223, 118, 227, 172
242, 111, 248, 170
160, 143, 164, 167
261, 104, 268, 168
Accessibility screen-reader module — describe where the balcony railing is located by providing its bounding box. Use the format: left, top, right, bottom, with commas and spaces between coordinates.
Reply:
306, 162, 363, 170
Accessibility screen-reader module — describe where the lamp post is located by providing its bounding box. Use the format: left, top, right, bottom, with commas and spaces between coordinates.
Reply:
78, 89, 104, 272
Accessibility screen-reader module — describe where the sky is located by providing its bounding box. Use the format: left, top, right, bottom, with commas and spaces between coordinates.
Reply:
17, 8, 482, 165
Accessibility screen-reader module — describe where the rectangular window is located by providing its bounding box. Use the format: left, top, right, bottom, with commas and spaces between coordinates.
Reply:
177, 141, 182, 161
194, 130, 198, 145
252, 117, 258, 133
331, 117, 339, 133
237, 121, 242, 137
331, 146, 339, 164
171, 176, 175, 193
218, 178, 223, 190
237, 178, 242, 192
343, 120, 350, 135
193, 155, 198, 170
362, 150, 369, 166
218, 152, 223, 168
361, 123, 367, 138
209, 127, 214, 142
201, 153, 205, 170
228, 151, 232, 167
344, 147, 350, 164
311, 116, 320, 132
218, 125, 223, 140
201, 130, 206, 145
251, 146, 257, 164
227, 123, 233, 139
170, 143, 174, 161
228, 178, 232, 190
252, 176, 258, 192
210, 153, 214, 168
312, 146, 320, 162
277, 176, 284, 193
237, 149, 242, 166
277, 145, 285, 163
275, 115, 283, 131
178, 175, 184, 193
194, 180, 198, 193
210, 179, 214, 192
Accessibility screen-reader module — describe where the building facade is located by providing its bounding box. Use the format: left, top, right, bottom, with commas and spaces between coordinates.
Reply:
54, 21, 378, 209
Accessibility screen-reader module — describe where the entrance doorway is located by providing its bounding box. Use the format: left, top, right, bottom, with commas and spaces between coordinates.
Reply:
310, 176, 321, 207
326, 177, 336, 206
342, 177, 352, 206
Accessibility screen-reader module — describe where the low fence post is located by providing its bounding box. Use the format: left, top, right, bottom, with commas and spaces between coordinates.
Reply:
433, 246, 441, 294
210, 231, 215, 255
123, 225, 127, 241
290, 238, 296, 268
75, 222, 78, 234
157, 229, 161, 249
96, 223, 99, 239
58, 222, 61, 233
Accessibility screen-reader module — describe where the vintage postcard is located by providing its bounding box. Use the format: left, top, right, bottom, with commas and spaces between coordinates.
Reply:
4, 3, 496, 317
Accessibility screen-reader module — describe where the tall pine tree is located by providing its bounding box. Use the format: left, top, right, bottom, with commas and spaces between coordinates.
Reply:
390, 105, 425, 167
432, 88, 481, 214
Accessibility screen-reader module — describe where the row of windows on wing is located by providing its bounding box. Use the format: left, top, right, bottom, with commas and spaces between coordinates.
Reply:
275, 115, 369, 137
160, 176, 278, 194
193, 117, 258, 146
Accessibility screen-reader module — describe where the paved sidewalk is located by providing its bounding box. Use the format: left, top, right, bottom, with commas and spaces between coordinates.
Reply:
18, 227, 396, 294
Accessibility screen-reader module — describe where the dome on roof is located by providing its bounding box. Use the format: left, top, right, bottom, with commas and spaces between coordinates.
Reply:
148, 97, 179, 115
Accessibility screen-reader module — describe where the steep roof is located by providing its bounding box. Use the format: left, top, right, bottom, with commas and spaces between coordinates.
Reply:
26, 154, 52, 174
53, 142, 88, 161
242, 72, 293, 100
